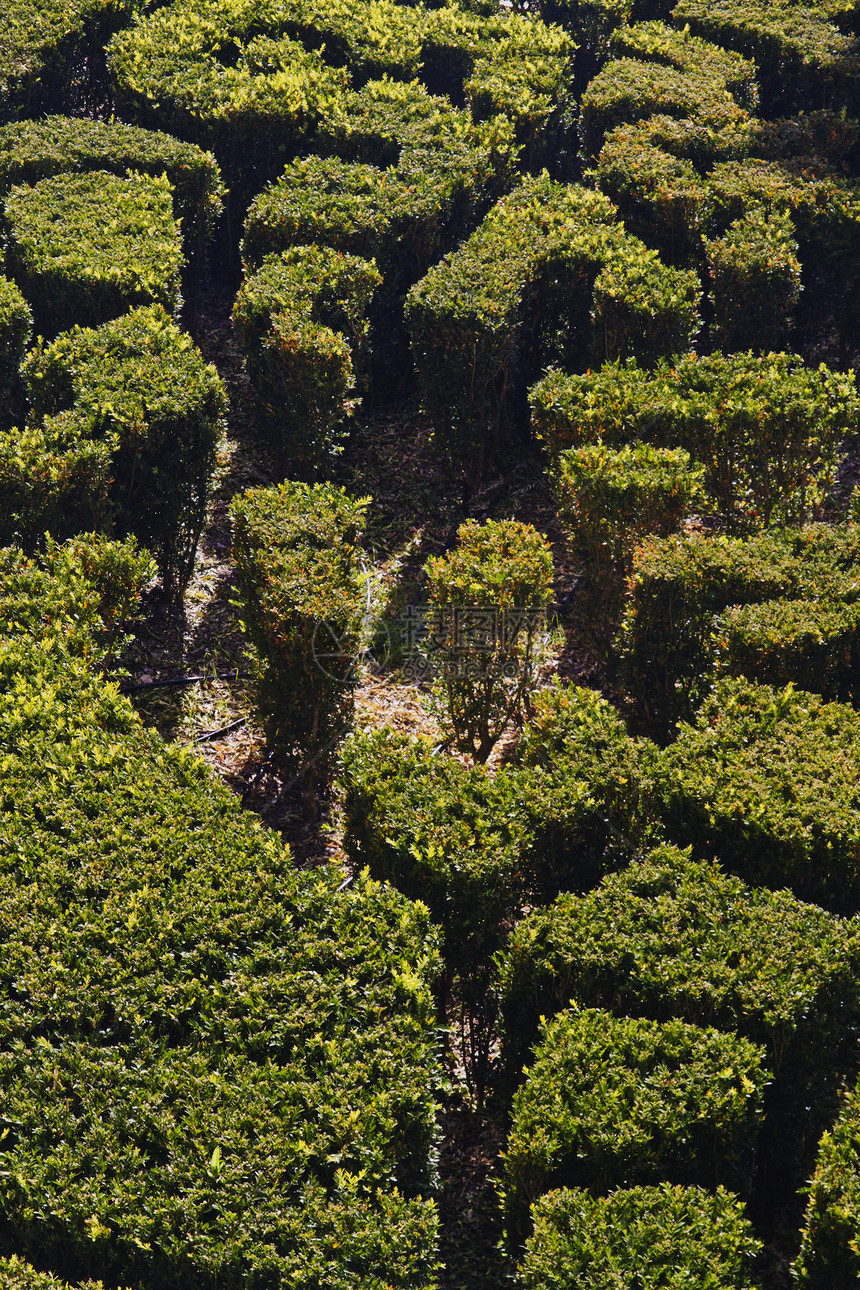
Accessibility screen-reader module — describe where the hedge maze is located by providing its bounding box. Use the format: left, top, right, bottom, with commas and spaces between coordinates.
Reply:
3, 0, 860, 1285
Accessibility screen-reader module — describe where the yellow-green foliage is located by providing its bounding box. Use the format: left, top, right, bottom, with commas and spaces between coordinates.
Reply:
3, 171, 183, 336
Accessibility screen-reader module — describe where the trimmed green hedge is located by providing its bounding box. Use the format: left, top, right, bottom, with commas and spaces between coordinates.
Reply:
592, 125, 713, 263
706, 159, 860, 329
229, 481, 369, 792
530, 357, 666, 457
341, 728, 530, 973
532, 353, 858, 533
233, 245, 381, 475
421, 5, 574, 161
512, 682, 662, 896
499, 844, 860, 1078
619, 523, 860, 737
795, 1080, 860, 1288
0, 0, 139, 121
10, 305, 226, 595
611, 19, 758, 110
405, 174, 699, 478
0, 275, 31, 421
341, 683, 661, 966
242, 79, 514, 290
519, 0, 632, 76
517, 1185, 762, 1290
714, 596, 860, 702
0, 540, 441, 1290
424, 518, 554, 762
580, 55, 749, 157
555, 441, 703, 574
705, 207, 801, 352
0, 116, 224, 253
659, 678, 860, 912
109, 0, 572, 188
502, 1006, 769, 1244
3, 171, 183, 337
672, 0, 860, 116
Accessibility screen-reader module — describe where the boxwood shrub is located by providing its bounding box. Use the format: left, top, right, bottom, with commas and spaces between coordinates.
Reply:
108, 0, 572, 189
530, 358, 670, 457
0, 274, 31, 421
580, 55, 749, 157
0, 116, 224, 254
502, 1006, 769, 1245
517, 1185, 762, 1290
512, 681, 663, 897
592, 125, 713, 263
0, 542, 441, 1290
659, 678, 860, 913
0, 1258, 115, 1290
0, 0, 139, 122
519, 0, 633, 80
241, 79, 515, 289
233, 245, 381, 476
611, 19, 758, 110
619, 523, 860, 737
672, 0, 860, 116
499, 843, 860, 1078
705, 158, 860, 331
421, 5, 574, 162
533, 353, 858, 534
795, 1080, 860, 1288
555, 441, 703, 574
405, 174, 699, 479
424, 518, 554, 762
229, 481, 369, 795
3, 171, 183, 337
12, 305, 226, 595
705, 207, 801, 352
714, 596, 860, 702
341, 728, 531, 974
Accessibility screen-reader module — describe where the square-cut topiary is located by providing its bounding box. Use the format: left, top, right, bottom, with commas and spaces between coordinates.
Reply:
0, 0, 139, 122
659, 678, 860, 913
406, 174, 699, 481
705, 207, 802, 352
672, 0, 860, 117
3, 170, 183, 337
0, 116, 224, 254
511, 681, 662, 897
14, 305, 226, 595
341, 727, 531, 976
229, 481, 369, 803
499, 843, 860, 1079
555, 441, 704, 574
502, 1005, 769, 1246
425, 518, 554, 762
580, 56, 749, 157
233, 245, 381, 477
593, 125, 713, 264
240, 77, 514, 292
619, 524, 860, 738
108, 0, 569, 190
714, 596, 860, 703
518, 1185, 762, 1290
534, 354, 859, 534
